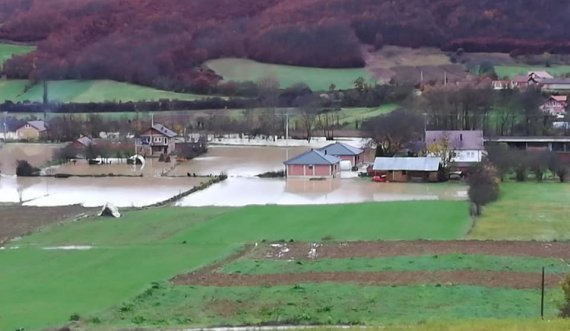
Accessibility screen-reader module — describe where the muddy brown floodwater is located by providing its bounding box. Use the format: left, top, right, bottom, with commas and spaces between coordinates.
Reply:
177, 178, 467, 206
172, 146, 310, 177
0, 143, 64, 175
0, 175, 205, 207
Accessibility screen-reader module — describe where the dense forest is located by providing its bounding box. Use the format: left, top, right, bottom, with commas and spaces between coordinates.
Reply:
1, 0, 569, 91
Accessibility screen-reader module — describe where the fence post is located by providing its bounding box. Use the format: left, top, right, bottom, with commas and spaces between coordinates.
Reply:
541, 266, 545, 320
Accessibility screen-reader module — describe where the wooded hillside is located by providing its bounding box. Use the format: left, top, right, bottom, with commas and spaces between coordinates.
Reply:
1, 0, 569, 91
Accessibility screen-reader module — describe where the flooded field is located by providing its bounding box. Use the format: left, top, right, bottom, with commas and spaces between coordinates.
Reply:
0, 175, 204, 207
0, 143, 64, 175
172, 146, 309, 177
53, 158, 175, 177
177, 178, 467, 207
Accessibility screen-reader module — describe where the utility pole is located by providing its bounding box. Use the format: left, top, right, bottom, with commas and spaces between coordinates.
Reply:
2, 111, 7, 141
42, 81, 48, 122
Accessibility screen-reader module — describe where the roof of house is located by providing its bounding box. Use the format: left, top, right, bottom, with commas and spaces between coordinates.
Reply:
19, 120, 46, 132
540, 78, 570, 85
317, 142, 363, 156
528, 71, 553, 79
545, 95, 568, 103
425, 130, 484, 150
373, 157, 441, 172
512, 75, 530, 83
284, 149, 340, 165
150, 124, 177, 138
75, 136, 93, 146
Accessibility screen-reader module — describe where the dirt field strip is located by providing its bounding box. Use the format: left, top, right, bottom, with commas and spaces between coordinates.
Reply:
172, 270, 562, 289
256, 241, 570, 260
0, 205, 95, 245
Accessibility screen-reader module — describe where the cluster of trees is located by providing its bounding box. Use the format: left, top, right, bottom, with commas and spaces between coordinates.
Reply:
487, 144, 568, 183
467, 163, 500, 216
54, 140, 135, 162
417, 86, 566, 136
1, 0, 570, 92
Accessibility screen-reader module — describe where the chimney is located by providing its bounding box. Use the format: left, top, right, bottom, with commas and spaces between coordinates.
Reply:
325, 150, 328, 155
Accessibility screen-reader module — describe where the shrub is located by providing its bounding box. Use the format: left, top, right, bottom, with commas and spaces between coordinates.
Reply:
560, 274, 570, 318
16, 160, 39, 176
467, 163, 500, 216
69, 313, 80, 321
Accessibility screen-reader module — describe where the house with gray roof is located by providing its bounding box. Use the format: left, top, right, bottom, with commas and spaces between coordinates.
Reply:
425, 130, 485, 169
317, 142, 364, 167
284, 149, 341, 179
136, 124, 178, 156
372, 157, 442, 182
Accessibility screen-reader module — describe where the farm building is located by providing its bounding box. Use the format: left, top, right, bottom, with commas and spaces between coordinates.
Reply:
540, 95, 567, 116
372, 157, 442, 182
284, 149, 341, 179
317, 142, 363, 168
136, 124, 177, 156
540, 78, 570, 93
71, 136, 94, 149
15, 120, 47, 140
425, 130, 485, 169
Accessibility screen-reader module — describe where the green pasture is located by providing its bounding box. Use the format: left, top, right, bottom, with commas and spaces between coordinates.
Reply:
95, 284, 563, 328
206, 58, 375, 91
0, 43, 35, 67
0, 201, 468, 330
0, 79, 207, 103
495, 65, 570, 79
469, 182, 570, 241
337, 104, 399, 128
221, 254, 570, 275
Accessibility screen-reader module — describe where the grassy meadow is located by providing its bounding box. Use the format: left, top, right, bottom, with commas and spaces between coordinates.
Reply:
495, 65, 570, 78
206, 58, 375, 91
468, 182, 570, 241
0, 201, 469, 330
0, 43, 35, 67
221, 254, 570, 275
0, 79, 207, 103
97, 284, 563, 329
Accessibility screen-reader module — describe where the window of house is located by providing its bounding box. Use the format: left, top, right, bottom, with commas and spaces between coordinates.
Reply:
308, 165, 314, 170
402, 170, 407, 175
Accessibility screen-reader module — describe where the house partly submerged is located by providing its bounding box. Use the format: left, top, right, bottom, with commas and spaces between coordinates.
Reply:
284, 149, 341, 179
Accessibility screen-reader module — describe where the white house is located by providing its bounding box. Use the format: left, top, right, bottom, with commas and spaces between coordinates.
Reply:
425, 130, 485, 169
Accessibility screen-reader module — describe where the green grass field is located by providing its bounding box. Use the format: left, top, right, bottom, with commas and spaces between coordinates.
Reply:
220, 254, 570, 275
0, 43, 35, 67
0, 79, 208, 103
0, 201, 469, 330
206, 58, 375, 91
337, 104, 400, 128
495, 65, 570, 79
469, 182, 570, 241
97, 284, 563, 329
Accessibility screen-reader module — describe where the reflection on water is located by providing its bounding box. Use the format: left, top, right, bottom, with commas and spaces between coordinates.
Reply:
177, 178, 468, 207
172, 146, 309, 177
0, 175, 203, 207
0, 143, 64, 175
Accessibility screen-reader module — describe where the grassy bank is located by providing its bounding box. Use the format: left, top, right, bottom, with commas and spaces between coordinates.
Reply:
468, 182, 570, 241
206, 58, 375, 91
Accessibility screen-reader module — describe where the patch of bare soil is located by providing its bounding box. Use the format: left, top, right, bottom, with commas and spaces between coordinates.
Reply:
172, 270, 562, 289
256, 241, 570, 260
0, 205, 95, 245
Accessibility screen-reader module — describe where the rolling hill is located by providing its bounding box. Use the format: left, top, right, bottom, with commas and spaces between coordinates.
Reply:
0, 0, 568, 92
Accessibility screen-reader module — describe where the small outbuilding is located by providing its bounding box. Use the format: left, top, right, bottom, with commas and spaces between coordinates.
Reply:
16, 120, 47, 141
372, 157, 442, 182
284, 150, 341, 179
317, 142, 364, 167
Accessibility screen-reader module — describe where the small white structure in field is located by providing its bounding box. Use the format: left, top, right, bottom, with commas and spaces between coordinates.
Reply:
99, 203, 121, 218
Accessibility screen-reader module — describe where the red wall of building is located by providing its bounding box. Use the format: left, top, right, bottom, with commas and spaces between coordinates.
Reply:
287, 164, 338, 177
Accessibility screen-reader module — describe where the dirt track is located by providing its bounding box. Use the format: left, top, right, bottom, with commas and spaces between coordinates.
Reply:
0, 205, 94, 245
172, 270, 563, 289
258, 241, 570, 260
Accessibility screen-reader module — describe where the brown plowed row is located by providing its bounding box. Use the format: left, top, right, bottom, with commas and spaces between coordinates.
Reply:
172, 270, 562, 289
259, 241, 570, 260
